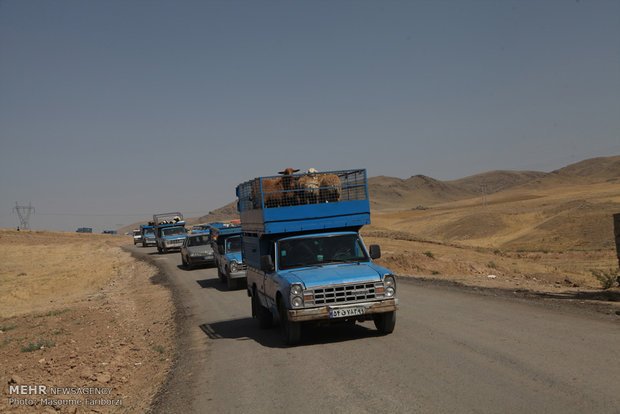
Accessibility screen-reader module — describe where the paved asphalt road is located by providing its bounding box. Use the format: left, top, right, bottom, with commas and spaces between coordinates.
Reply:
128, 246, 620, 414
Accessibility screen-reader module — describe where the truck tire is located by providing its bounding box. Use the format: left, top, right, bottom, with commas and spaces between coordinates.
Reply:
252, 290, 272, 329
227, 274, 235, 290
278, 301, 301, 345
373, 311, 396, 334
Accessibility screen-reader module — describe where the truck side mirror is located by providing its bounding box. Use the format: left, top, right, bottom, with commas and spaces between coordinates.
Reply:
369, 245, 381, 259
260, 255, 274, 272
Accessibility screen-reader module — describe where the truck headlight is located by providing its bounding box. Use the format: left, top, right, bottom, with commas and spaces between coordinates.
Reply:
290, 283, 304, 308
384, 274, 396, 298
230, 261, 238, 273
290, 284, 303, 296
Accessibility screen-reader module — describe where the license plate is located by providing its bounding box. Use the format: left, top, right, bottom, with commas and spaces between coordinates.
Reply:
329, 306, 366, 319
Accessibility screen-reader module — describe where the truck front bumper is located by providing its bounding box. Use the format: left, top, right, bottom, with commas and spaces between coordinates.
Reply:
288, 299, 398, 323
228, 270, 247, 280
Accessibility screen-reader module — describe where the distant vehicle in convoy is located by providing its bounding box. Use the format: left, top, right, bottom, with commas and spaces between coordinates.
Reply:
132, 229, 142, 244
153, 212, 187, 254
236, 168, 398, 345
77, 227, 93, 233
140, 223, 156, 247
181, 233, 215, 269
211, 224, 246, 290
102, 230, 117, 234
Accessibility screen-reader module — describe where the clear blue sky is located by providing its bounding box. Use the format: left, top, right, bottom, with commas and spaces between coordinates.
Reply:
1, 0, 619, 232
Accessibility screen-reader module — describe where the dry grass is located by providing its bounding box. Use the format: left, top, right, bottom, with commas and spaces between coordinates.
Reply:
364, 180, 620, 293
370, 181, 620, 251
0, 229, 175, 413
0, 230, 133, 318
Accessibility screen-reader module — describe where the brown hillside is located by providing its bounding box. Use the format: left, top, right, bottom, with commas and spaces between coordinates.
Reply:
551, 155, 620, 181
448, 170, 547, 194
371, 181, 620, 251
368, 175, 474, 211
187, 201, 239, 227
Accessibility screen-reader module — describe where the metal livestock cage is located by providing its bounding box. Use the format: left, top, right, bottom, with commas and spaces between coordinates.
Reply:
236, 169, 370, 235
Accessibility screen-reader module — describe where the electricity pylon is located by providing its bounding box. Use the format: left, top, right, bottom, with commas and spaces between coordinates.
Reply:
13, 202, 35, 230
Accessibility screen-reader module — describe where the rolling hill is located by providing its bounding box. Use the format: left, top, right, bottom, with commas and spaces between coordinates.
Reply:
122, 155, 620, 252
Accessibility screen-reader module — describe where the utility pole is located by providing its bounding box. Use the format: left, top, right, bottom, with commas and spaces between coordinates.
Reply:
13, 202, 35, 230
480, 184, 488, 208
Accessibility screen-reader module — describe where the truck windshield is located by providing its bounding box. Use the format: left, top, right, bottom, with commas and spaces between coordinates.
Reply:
226, 236, 241, 253
144, 231, 154, 236
162, 227, 186, 236
278, 234, 369, 270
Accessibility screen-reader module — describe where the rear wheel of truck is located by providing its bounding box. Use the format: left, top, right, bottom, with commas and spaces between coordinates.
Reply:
278, 301, 301, 345
373, 311, 396, 334
252, 289, 272, 329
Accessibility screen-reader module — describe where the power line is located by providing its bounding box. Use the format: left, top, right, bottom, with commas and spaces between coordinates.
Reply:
34, 210, 210, 217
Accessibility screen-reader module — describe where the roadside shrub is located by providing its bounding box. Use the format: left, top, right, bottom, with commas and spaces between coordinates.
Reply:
591, 269, 620, 290
21, 338, 56, 352
424, 251, 434, 259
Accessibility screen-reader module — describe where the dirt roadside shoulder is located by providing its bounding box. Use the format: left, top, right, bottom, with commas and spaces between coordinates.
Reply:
121, 247, 207, 414
0, 231, 175, 414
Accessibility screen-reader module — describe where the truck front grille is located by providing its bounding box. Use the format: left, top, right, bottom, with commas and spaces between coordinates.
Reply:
305, 282, 384, 306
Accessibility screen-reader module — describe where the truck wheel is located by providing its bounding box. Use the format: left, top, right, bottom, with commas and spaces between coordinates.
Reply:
252, 290, 272, 329
227, 275, 235, 290
278, 301, 301, 345
373, 311, 396, 334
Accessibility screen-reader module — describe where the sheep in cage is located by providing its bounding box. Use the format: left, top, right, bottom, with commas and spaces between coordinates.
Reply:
296, 168, 321, 204
319, 172, 342, 203
250, 168, 300, 208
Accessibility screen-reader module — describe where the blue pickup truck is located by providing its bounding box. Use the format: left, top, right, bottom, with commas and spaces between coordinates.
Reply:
140, 223, 156, 247
153, 212, 187, 254
236, 168, 398, 345
211, 224, 246, 290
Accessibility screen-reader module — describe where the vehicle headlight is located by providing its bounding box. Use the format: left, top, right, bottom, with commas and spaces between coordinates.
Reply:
291, 296, 303, 308
290, 283, 304, 308
384, 274, 396, 298
229, 261, 238, 273
290, 284, 303, 296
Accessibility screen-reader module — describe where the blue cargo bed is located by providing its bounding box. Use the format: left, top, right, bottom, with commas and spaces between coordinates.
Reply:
236, 169, 370, 235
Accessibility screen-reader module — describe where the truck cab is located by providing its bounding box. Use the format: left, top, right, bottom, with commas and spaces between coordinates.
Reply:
211, 225, 247, 290
140, 223, 156, 247
237, 168, 398, 345
153, 212, 187, 254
